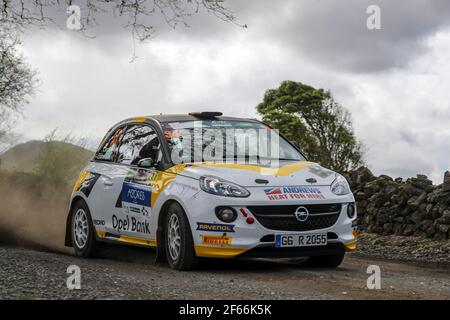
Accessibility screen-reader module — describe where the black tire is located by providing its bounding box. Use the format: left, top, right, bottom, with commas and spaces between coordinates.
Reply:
164, 202, 198, 270
308, 252, 345, 268
70, 199, 98, 258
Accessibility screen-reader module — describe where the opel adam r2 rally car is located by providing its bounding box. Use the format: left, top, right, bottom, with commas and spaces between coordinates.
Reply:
65, 112, 357, 270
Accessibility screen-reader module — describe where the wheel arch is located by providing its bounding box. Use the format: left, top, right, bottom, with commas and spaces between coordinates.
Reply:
155, 198, 190, 263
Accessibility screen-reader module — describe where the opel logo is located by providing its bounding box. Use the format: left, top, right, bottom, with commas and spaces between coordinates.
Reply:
294, 206, 309, 222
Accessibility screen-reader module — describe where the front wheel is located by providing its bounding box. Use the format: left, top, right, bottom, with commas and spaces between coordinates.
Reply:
71, 199, 98, 258
308, 252, 345, 268
164, 202, 198, 270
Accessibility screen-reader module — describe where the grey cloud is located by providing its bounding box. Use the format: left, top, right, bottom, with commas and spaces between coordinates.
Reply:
260, 0, 450, 73
399, 130, 420, 146
145, 0, 450, 73
17, 0, 450, 73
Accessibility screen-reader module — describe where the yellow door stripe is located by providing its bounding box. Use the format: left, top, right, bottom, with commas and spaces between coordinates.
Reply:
151, 164, 188, 207
72, 170, 90, 193
194, 245, 248, 258
196, 161, 315, 176
150, 161, 314, 206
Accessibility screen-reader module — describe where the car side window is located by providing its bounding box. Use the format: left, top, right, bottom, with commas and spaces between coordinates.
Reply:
117, 125, 161, 166
95, 127, 124, 162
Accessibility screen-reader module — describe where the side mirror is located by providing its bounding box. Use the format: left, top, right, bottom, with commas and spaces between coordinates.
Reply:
137, 158, 155, 168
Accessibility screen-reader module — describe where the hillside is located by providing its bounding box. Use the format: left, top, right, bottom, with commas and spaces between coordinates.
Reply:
0, 140, 93, 172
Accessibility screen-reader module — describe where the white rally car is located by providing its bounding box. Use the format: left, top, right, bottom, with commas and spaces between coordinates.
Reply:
65, 112, 357, 270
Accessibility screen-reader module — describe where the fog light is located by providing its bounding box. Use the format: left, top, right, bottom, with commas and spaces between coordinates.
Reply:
347, 203, 356, 219
215, 207, 237, 223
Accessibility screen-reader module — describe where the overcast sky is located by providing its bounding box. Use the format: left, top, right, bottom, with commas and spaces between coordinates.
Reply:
14, 0, 450, 183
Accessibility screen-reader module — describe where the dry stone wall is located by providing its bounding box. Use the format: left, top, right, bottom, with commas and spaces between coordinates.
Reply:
345, 167, 450, 240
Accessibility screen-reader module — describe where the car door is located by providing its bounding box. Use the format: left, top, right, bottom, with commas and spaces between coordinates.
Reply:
89, 126, 129, 237
115, 124, 162, 240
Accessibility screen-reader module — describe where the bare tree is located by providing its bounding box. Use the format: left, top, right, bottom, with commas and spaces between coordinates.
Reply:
0, 0, 241, 41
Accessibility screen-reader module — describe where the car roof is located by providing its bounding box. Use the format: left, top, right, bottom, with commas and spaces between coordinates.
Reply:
123, 114, 259, 124
150, 114, 259, 123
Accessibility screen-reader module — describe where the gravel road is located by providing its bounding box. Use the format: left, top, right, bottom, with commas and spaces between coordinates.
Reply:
0, 243, 449, 300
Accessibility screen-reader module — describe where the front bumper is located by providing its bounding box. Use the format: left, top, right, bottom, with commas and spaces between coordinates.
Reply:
239, 242, 346, 258
184, 187, 357, 258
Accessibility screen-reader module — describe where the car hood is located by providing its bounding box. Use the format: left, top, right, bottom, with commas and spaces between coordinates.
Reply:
175, 161, 337, 187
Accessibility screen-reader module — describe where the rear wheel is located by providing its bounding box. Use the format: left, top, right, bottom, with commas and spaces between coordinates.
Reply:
308, 252, 345, 268
164, 202, 198, 270
71, 199, 98, 258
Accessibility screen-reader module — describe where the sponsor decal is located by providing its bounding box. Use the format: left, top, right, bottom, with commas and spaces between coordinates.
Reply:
129, 206, 141, 214
122, 182, 151, 207
93, 219, 105, 226
201, 235, 232, 245
264, 187, 283, 195
197, 222, 235, 233
125, 205, 150, 218
112, 214, 151, 234
264, 186, 325, 200
141, 207, 149, 217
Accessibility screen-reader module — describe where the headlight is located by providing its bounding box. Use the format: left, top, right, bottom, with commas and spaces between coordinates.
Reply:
200, 176, 250, 197
331, 174, 350, 196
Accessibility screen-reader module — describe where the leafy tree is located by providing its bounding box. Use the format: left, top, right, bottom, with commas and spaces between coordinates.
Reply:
257, 80, 364, 172
0, 25, 37, 151
0, 25, 36, 112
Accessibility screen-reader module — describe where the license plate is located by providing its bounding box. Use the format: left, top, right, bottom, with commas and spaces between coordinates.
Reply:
275, 233, 327, 248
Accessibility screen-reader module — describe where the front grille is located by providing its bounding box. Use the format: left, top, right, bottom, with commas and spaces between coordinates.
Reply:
248, 204, 341, 216
247, 204, 341, 232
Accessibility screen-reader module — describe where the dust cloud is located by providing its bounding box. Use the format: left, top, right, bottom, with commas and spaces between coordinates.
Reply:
0, 183, 73, 254
0, 180, 156, 263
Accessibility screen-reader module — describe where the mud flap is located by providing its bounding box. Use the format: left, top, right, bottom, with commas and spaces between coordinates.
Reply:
154, 226, 166, 264
64, 211, 72, 247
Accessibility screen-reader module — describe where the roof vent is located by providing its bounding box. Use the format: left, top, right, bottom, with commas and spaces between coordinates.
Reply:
188, 112, 223, 118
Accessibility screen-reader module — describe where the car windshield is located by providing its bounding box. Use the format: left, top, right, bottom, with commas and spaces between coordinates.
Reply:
160, 119, 305, 164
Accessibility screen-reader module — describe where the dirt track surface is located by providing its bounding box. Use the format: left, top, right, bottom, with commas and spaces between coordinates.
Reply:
0, 244, 449, 300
